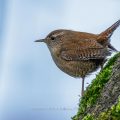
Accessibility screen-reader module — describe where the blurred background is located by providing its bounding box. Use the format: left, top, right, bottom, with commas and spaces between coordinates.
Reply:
0, 0, 120, 120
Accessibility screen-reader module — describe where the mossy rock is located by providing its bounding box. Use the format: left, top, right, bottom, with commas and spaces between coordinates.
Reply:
72, 52, 120, 120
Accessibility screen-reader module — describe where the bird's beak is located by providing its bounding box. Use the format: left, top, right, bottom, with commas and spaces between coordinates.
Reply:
34, 39, 45, 42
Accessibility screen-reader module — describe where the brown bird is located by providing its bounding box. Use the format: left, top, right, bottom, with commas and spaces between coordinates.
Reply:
35, 20, 120, 96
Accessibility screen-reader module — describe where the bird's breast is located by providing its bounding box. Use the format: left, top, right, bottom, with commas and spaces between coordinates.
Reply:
51, 54, 102, 78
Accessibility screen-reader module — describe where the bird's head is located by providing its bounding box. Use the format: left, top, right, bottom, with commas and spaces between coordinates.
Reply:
35, 29, 67, 47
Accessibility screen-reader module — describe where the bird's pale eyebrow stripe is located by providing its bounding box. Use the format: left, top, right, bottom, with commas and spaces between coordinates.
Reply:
53, 32, 65, 37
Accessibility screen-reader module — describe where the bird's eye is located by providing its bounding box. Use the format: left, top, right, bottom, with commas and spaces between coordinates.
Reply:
51, 36, 55, 40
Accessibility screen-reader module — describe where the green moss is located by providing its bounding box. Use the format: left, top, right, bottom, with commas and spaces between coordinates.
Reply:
82, 114, 94, 120
72, 52, 120, 120
76, 97, 120, 120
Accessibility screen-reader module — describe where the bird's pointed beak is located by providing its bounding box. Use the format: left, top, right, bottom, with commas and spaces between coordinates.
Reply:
34, 39, 45, 42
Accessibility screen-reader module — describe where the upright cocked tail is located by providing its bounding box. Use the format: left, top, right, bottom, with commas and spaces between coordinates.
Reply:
97, 20, 120, 51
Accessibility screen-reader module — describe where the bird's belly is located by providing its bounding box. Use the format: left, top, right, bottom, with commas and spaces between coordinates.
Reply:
53, 57, 103, 78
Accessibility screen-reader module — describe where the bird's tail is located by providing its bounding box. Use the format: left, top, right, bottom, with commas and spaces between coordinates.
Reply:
97, 20, 120, 51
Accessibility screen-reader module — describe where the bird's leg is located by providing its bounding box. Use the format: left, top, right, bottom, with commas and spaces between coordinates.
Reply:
81, 77, 85, 97
100, 64, 104, 71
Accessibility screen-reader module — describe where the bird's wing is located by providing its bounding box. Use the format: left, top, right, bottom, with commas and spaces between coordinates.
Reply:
60, 39, 110, 61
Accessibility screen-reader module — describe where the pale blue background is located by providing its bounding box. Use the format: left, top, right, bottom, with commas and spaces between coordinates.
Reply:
0, 0, 120, 120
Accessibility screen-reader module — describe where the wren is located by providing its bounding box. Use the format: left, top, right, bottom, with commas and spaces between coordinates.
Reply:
35, 20, 120, 96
